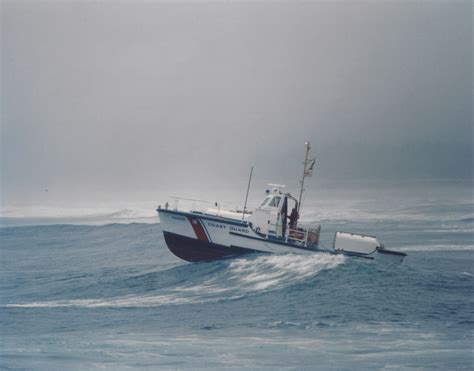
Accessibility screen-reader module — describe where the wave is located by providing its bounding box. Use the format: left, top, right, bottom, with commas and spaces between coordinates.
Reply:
0, 205, 159, 226
398, 244, 474, 252
3, 253, 345, 308
422, 228, 474, 233
302, 209, 474, 224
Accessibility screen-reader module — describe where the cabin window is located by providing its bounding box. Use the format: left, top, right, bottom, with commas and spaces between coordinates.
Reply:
268, 196, 281, 208
260, 196, 272, 207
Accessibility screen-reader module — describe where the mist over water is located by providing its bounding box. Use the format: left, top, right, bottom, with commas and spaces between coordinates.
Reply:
1, 0, 472, 207
1, 178, 471, 229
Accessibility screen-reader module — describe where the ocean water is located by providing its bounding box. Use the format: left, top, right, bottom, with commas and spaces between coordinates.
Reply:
1, 180, 473, 369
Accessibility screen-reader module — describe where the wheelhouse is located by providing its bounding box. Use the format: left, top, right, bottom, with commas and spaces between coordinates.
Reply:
249, 185, 300, 239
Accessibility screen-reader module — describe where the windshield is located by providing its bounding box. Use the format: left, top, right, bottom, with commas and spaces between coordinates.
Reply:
268, 196, 281, 208
260, 196, 272, 207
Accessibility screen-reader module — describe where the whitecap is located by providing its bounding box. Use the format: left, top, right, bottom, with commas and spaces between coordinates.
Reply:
4, 253, 345, 309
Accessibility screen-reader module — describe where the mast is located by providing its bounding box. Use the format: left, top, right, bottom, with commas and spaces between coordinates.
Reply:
297, 141, 311, 216
242, 166, 254, 220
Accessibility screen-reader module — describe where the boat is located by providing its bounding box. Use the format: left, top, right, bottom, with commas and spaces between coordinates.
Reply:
156, 142, 407, 264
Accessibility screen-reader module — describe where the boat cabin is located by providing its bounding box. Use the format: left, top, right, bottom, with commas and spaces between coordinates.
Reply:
249, 185, 299, 238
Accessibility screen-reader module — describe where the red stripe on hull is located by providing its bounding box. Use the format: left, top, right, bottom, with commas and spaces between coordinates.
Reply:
186, 216, 209, 242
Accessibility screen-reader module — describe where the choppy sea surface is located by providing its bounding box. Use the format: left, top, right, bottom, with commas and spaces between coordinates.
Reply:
1, 180, 473, 369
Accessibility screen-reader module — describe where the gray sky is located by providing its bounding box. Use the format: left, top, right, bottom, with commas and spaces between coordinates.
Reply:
1, 0, 472, 206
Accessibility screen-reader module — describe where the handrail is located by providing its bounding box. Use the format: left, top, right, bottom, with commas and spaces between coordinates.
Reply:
266, 222, 308, 244
287, 228, 307, 243
170, 196, 212, 203
170, 196, 260, 214
170, 196, 215, 212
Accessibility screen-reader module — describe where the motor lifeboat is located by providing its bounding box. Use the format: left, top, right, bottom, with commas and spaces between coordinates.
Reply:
156, 142, 406, 264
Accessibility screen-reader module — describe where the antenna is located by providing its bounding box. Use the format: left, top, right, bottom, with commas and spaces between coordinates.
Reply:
297, 141, 311, 216
242, 166, 254, 220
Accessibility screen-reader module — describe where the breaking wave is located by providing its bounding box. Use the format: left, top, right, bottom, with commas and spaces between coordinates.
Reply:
0, 205, 158, 226
398, 244, 474, 252
4, 253, 344, 309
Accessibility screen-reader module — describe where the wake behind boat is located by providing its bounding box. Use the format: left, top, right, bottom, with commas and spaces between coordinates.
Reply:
157, 142, 406, 264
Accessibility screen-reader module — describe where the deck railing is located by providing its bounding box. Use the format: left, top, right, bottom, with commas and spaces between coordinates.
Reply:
266, 222, 320, 247
169, 196, 214, 213
164, 196, 253, 220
